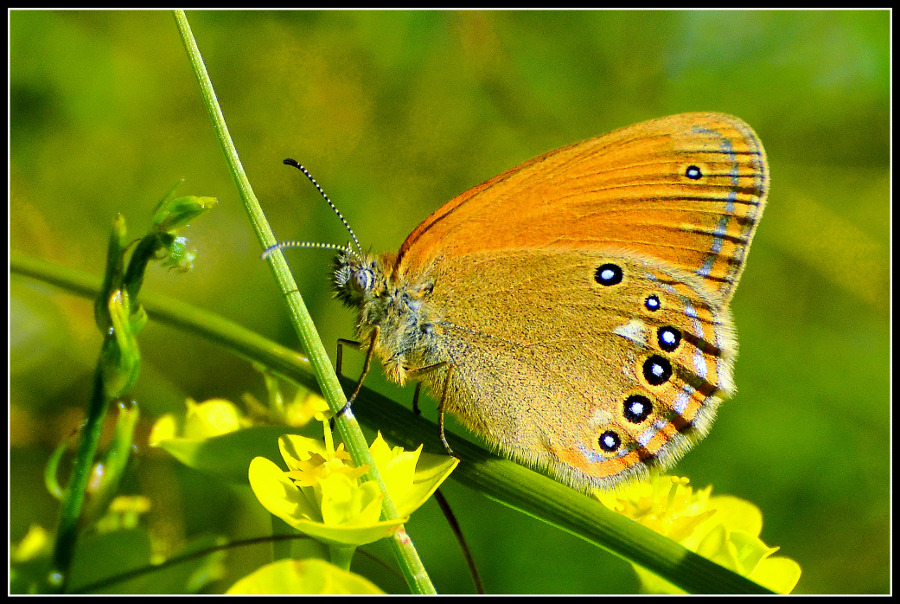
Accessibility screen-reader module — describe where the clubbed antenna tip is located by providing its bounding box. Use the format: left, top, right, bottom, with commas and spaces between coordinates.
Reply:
281, 159, 362, 254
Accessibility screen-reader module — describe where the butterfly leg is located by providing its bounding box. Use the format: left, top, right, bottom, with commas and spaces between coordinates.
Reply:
334, 328, 378, 421
408, 361, 457, 459
335, 338, 359, 380
412, 382, 424, 415
412, 371, 483, 591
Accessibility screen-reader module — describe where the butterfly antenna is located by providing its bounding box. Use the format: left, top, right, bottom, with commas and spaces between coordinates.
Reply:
260, 240, 355, 260
281, 158, 362, 254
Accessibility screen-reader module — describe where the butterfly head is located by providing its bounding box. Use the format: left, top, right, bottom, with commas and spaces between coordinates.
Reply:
332, 248, 406, 336
332, 248, 385, 308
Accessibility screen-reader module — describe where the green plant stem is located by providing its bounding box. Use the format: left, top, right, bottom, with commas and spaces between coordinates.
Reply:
49, 368, 109, 591
329, 545, 356, 572
12, 252, 773, 594
171, 10, 435, 594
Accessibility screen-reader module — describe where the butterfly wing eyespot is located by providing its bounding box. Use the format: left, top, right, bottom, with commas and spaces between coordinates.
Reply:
642, 355, 674, 386
597, 430, 622, 453
594, 263, 624, 286
657, 327, 682, 352
684, 164, 704, 180
622, 394, 653, 424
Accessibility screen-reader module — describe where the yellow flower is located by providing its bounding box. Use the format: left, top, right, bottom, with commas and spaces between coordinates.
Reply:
11, 525, 52, 564
149, 397, 246, 445
249, 427, 457, 547
281, 393, 332, 428
596, 475, 801, 594
227, 558, 384, 594
94, 495, 153, 533
241, 369, 332, 428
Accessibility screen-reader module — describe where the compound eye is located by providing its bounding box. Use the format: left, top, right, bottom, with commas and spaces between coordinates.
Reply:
353, 268, 374, 292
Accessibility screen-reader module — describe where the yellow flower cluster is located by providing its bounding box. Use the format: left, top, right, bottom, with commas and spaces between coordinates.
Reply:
596, 475, 801, 594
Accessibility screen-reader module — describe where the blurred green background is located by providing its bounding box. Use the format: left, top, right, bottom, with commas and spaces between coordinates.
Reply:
10, 10, 888, 594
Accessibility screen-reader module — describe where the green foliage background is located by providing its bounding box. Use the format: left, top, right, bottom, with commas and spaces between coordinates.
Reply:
10, 10, 889, 594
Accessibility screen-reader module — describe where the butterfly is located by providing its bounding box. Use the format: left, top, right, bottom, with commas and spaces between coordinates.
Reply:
279, 112, 768, 492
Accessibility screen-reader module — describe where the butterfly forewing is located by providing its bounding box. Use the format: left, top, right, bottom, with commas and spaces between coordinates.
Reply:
396, 112, 767, 303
